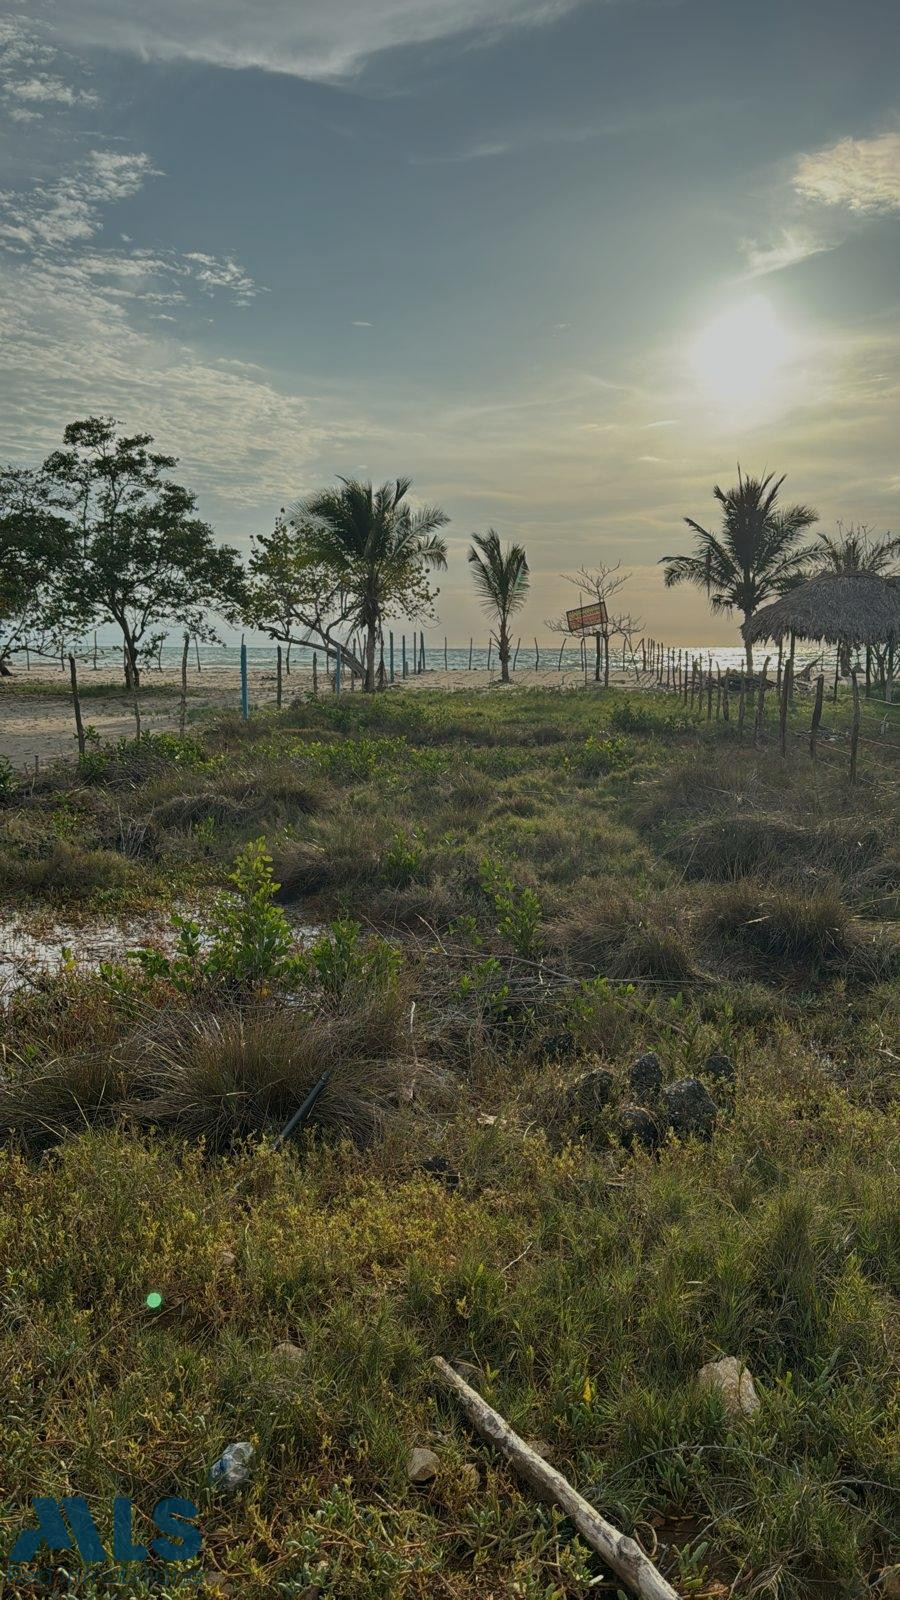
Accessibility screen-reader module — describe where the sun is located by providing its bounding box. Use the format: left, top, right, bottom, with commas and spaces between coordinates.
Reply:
691, 294, 794, 409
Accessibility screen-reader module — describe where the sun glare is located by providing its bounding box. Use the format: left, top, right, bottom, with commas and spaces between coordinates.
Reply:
691, 295, 794, 409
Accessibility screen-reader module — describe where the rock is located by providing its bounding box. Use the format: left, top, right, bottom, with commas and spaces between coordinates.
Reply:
565, 1067, 615, 1128
698, 1356, 760, 1418
619, 1104, 666, 1153
273, 1341, 305, 1370
629, 1051, 663, 1101
407, 1446, 440, 1484
419, 1155, 460, 1190
218, 1248, 237, 1270
524, 1437, 552, 1459
702, 1051, 736, 1083
663, 1078, 717, 1140
542, 1029, 576, 1063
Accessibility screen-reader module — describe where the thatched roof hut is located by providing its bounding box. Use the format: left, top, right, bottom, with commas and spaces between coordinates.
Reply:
743, 571, 900, 649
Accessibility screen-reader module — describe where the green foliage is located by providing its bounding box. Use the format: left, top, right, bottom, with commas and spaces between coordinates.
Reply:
609, 697, 693, 734
301, 918, 400, 998
479, 855, 543, 958
0, 754, 15, 799
382, 829, 427, 887
574, 731, 632, 774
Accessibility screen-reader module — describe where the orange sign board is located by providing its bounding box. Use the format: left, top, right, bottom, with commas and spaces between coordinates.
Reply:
566, 600, 608, 633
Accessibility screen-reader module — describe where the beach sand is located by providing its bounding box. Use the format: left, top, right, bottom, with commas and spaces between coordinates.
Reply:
0, 661, 648, 770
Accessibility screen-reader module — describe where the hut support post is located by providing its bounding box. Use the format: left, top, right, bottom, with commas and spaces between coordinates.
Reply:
779, 656, 792, 757
809, 674, 824, 759
849, 667, 861, 783
754, 656, 770, 745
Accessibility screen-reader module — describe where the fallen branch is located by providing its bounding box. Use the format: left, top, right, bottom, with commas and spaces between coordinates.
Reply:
432, 1356, 679, 1600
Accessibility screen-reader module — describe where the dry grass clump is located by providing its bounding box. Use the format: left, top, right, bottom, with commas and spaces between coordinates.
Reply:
666, 816, 812, 881
0, 1049, 138, 1144
701, 882, 852, 973
0, 840, 128, 900
549, 891, 695, 983
270, 816, 383, 901
137, 1002, 409, 1150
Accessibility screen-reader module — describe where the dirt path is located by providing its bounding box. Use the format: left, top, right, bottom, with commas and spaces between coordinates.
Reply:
0, 662, 645, 769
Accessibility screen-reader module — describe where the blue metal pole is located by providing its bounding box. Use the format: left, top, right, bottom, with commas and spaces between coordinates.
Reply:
240, 639, 249, 719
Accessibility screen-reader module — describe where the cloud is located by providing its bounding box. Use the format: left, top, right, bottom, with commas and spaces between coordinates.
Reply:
794, 131, 900, 214
741, 226, 833, 276
0, 252, 368, 513
0, 151, 261, 304
0, 15, 98, 119
0, 151, 159, 249
45, 0, 587, 81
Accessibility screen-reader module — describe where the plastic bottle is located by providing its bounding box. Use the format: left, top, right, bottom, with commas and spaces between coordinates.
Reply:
209, 1441, 254, 1490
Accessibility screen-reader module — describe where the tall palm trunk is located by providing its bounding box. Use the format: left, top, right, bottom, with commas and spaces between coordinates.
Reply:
742, 615, 754, 674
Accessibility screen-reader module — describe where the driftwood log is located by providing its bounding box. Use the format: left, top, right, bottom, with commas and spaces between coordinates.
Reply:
432, 1357, 680, 1600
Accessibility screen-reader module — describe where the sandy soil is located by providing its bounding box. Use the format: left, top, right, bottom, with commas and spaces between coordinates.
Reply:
0, 661, 646, 769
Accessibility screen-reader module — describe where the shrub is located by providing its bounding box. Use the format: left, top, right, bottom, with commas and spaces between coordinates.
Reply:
381, 829, 427, 888
609, 698, 694, 735
301, 919, 400, 1000
479, 856, 543, 958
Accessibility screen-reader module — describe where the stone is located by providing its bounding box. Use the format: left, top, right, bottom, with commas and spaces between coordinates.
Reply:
419, 1155, 460, 1189
703, 1051, 736, 1083
698, 1356, 760, 1418
619, 1104, 666, 1153
524, 1438, 552, 1458
407, 1446, 440, 1484
629, 1051, 663, 1101
218, 1248, 237, 1270
566, 1067, 615, 1127
542, 1029, 576, 1063
663, 1078, 717, 1140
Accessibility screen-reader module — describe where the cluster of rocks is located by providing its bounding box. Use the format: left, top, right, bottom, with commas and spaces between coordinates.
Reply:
564, 1048, 736, 1151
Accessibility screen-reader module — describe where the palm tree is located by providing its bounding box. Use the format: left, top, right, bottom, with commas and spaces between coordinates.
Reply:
811, 523, 899, 577
468, 530, 530, 683
660, 469, 818, 672
300, 478, 448, 691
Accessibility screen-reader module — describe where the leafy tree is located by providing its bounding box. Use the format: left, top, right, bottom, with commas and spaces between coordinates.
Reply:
299, 478, 449, 691
0, 467, 85, 675
661, 469, 818, 671
22, 417, 244, 687
242, 511, 359, 675
467, 530, 529, 683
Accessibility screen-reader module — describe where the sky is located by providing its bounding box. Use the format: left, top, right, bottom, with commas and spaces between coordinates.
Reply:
1, 0, 899, 646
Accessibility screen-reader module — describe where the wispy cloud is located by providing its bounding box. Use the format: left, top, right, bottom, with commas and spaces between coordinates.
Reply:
0, 151, 158, 249
741, 227, 833, 276
794, 130, 900, 214
0, 16, 98, 120
44, 0, 590, 82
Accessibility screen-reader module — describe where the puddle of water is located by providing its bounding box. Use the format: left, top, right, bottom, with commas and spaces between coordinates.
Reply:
0, 910, 323, 997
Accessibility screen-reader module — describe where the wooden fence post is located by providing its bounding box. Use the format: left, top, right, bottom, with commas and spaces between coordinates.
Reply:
512, 637, 521, 671
444, 636, 449, 672
849, 667, 861, 782
706, 666, 713, 721
68, 654, 86, 759
487, 637, 493, 671
534, 637, 540, 670
468, 637, 473, 670
312, 652, 318, 696
240, 638, 249, 720
180, 632, 189, 735
390, 631, 395, 683
402, 635, 407, 678
276, 644, 283, 710
557, 635, 568, 671
809, 673, 824, 758
194, 636, 202, 673
737, 673, 746, 739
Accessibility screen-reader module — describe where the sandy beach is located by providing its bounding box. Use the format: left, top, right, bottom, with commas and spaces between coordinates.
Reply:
0, 660, 648, 770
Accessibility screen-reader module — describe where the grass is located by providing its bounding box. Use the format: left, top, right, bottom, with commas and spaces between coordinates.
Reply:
0, 684, 897, 1598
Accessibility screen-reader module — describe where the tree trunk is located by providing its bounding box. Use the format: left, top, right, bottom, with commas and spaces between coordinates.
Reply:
743, 618, 754, 675
499, 621, 510, 684
364, 622, 377, 692
122, 629, 140, 690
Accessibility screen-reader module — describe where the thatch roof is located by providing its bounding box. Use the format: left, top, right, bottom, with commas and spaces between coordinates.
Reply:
743, 571, 900, 648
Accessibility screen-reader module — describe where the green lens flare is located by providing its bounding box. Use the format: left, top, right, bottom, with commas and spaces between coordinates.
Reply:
145, 1291, 163, 1310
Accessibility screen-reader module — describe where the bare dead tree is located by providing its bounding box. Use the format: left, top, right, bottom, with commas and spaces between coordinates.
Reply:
609, 610, 644, 682
546, 563, 630, 686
